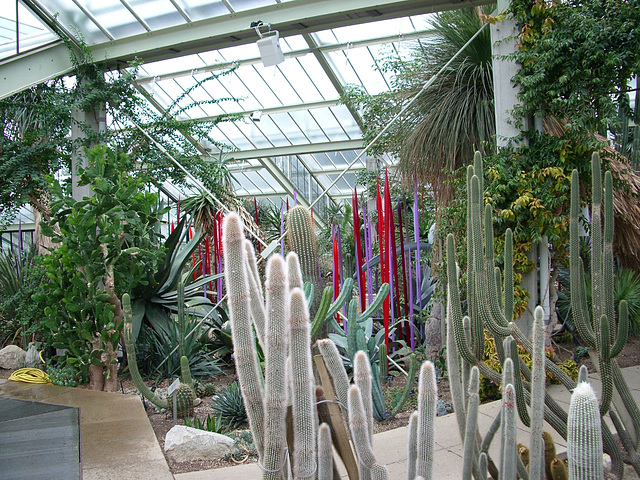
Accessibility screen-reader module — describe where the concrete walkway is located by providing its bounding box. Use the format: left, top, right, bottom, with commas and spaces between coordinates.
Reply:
0, 379, 172, 480
2, 365, 640, 479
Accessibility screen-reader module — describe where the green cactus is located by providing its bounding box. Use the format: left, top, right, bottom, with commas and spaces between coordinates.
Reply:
530, 307, 546, 480
550, 457, 568, 480
203, 383, 216, 397
567, 382, 603, 480
169, 382, 196, 418
445, 152, 640, 478
462, 366, 480, 480
286, 205, 320, 284
180, 355, 193, 386
122, 293, 168, 410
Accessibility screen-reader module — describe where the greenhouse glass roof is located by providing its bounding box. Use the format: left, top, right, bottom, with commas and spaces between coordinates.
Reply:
1, 0, 490, 221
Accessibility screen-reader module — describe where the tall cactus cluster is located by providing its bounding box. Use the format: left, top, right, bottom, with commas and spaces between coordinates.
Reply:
223, 211, 440, 480
445, 151, 639, 478
221, 200, 623, 478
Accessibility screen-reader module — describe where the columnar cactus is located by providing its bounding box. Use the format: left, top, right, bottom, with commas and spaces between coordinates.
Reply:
501, 384, 517, 480
222, 206, 617, 480
462, 366, 480, 480
567, 382, 604, 480
529, 307, 546, 480
318, 423, 333, 479
289, 288, 317, 479
446, 151, 640, 478
415, 362, 437, 480
122, 293, 168, 410
286, 205, 320, 284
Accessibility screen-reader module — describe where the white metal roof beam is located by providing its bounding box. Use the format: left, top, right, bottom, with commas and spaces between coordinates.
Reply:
4, 0, 489, 99
134, 29, 436, 85
211, 139, 364, 161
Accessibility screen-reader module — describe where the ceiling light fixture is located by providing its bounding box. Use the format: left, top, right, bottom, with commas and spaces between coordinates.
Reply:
251, 20, 284, 67
250, 110, 262, 122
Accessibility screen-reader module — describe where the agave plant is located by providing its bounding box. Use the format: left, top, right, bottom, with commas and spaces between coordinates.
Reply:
129, 216, 222, 340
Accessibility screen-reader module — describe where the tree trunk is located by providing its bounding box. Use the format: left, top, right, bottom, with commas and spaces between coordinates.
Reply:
89, 337, 105, 391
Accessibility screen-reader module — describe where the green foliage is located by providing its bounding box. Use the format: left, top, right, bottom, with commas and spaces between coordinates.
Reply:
136, 311, 222, 379
558, 267, 640, 336
35, 145, 165, 376
342, 6, 495, 200
184, 413, 231, 434
511, 0, 640, 134
0, 39, 241, 224
0, 244, 45, 347
212, 381, 247, 428
128, 216, 222, 343
46, 363, 87, 387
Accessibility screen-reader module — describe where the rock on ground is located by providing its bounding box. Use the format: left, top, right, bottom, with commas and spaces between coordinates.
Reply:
164, 425, 235, 463
0, 345, 26, 369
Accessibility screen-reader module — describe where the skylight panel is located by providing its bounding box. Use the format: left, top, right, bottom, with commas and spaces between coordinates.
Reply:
266, 113, 307, 144
308, 108, 348, 142
250, 116, 291, 147
288, 110, 328, 143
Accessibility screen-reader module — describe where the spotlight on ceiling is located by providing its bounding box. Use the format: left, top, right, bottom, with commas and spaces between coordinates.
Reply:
250, 110, 262, 122
251, 21, 284, 67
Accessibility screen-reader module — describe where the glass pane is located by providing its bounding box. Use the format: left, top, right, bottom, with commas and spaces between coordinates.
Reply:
309, 107, 348, 142
289, 110, 328, 143
267, 112, 308, 144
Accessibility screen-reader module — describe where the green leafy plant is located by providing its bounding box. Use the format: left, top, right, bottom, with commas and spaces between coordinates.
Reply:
137, 310, 222, 379
212, 381, 247, 428
184, 414, 231, 435
46, 363, 87, 387
35, 145, 165, 391
0, 244, 44, 347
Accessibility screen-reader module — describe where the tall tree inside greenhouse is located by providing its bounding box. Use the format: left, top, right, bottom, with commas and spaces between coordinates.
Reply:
342, 6, 495, 204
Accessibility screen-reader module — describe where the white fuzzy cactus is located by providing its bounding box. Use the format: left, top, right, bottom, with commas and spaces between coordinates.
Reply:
568, 382, 604, 480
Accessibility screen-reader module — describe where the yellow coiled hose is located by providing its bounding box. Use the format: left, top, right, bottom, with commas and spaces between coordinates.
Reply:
8, 367, 51, 384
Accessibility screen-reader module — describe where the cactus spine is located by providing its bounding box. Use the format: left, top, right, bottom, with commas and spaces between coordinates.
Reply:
501, 384, 517, 480
318, 423, 333, 479
290, 288, 317, 479
263, 255, 290, 480
407, 411, 419, 480
567, 382, 603, 480
223, 213, 266, 460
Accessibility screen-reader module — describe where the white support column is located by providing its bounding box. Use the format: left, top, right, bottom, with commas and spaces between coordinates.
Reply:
71, 104, 106, 201
491, 0, 521, 146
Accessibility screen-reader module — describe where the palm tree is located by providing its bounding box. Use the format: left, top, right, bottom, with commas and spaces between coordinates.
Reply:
345, 6, 495, 202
